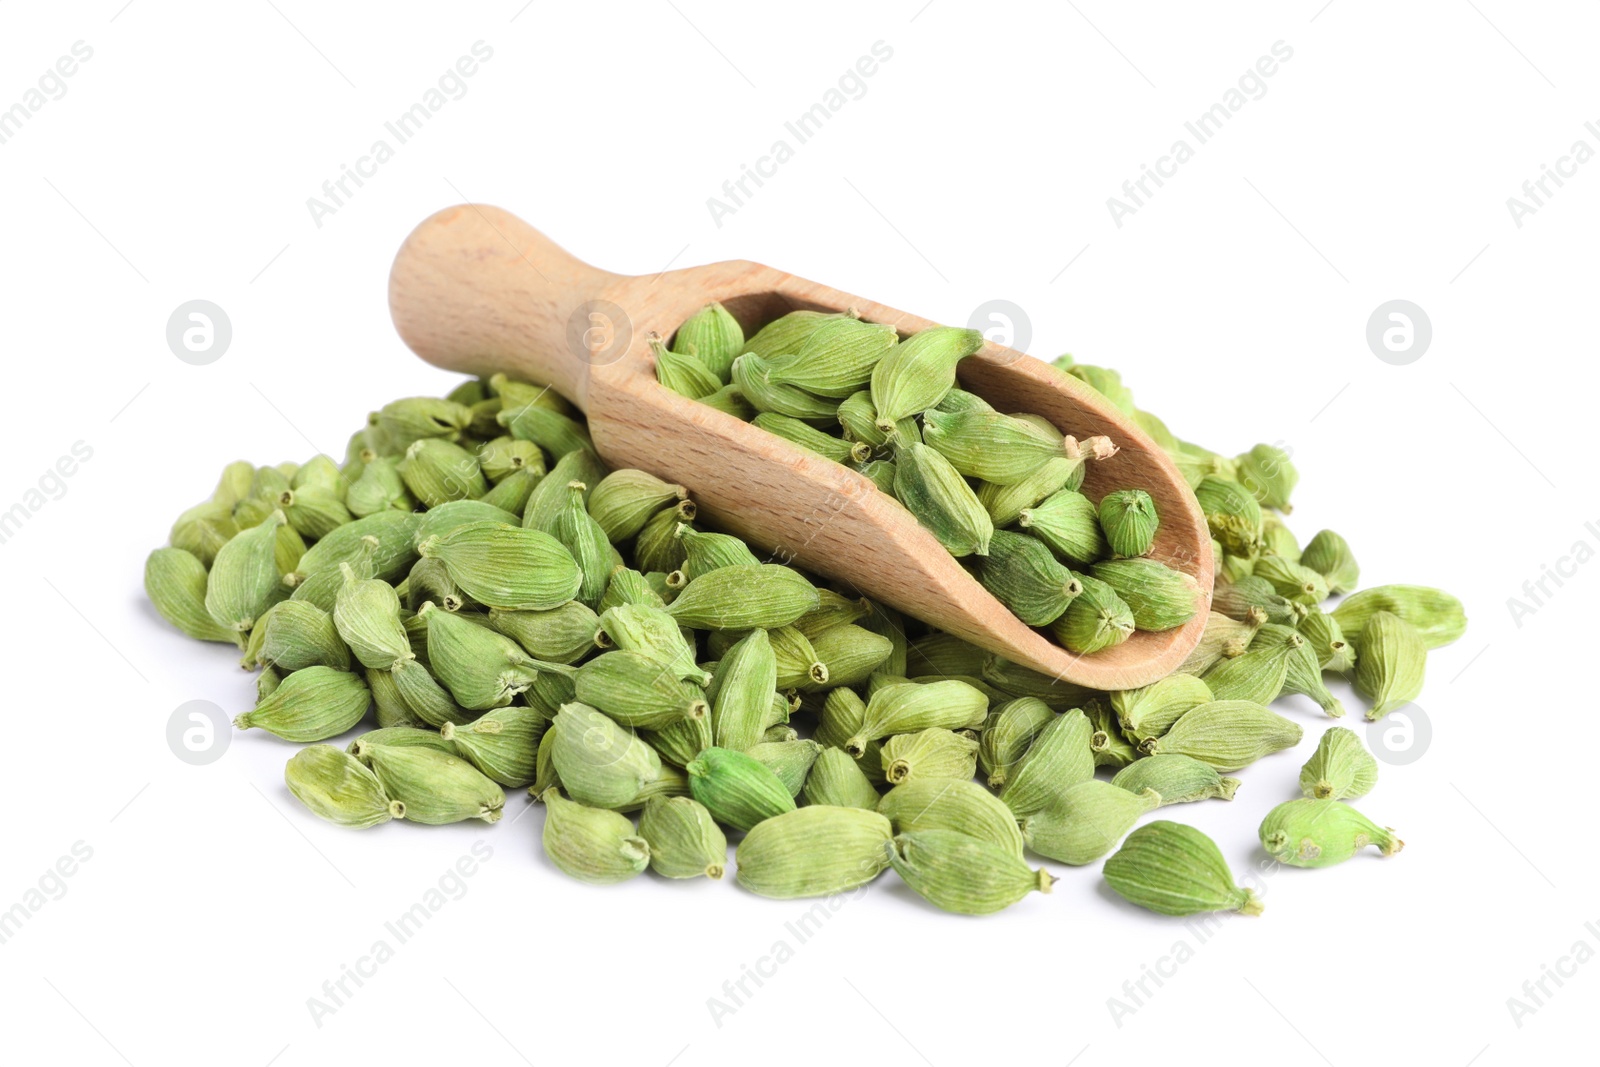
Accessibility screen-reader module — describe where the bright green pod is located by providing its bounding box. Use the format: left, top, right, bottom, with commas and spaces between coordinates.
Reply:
1202, 640, 1294, 706
671, 300, 745, 382
880, 728, 979, 786
978, 456, 1080, 528
753, 411, 872, 466
1098, 488, 1159, 559
397, 438, 487, 507
476, 436, 546, 485
1105, 821, 1263, 916
921, 408, 1063, 486
677, 526, 761, 580
740, 309, 842, 359
1254, 622, 1346, 717
1334, 585, 1465, 652
762, 316, 898, 399
144, 547, 238, 644
413, 500, 521, 544
870, 325, 986, 426
540, 788, 649, 883
587, 470, 689, 543
1253, 555, 1330, 606
205, 510, 287, 635
891, 441, 994, 557
234, 665, 369, 743
1145, 700, 1303, 771
837, 390, 918, 452
521, 450, 606, 531
1112, 754, 1239, 805
730, 353, 840, 419
1260, 797, 1403, 867
639, 796, 727, 879
664, 564, 819, 631
1091, 558, 1199, 632
1020, 779, 1160, 865
285, 745, 403, 829
889, 830, 1054, 915
417, 520, 582, 612
1299, 726, 1378, 800
878, 778, 1025, 859
813, 688, 885, 785
735, 806, 893, 898
975, 529, 1083, 626
440, 705, 546, 788
632, 506, 691, 575
1112, 674, 1213, 747
844, 679, 989, 757
802, 747, 881, 810
978, 697, 1055, 788
686, 746, 796, 831
1355, 611, 1427, 721
1047, 573, 1135, 654
1299, 529, 1360, 594
653, 336, 722, 399
496, 401, 594, 458
999, 708, 1095, 818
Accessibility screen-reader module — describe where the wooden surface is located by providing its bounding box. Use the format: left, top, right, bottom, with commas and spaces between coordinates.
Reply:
388, 204, 1212, 690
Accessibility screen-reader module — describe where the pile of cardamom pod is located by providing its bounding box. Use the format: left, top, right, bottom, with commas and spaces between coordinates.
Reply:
143, 306, 1464, 916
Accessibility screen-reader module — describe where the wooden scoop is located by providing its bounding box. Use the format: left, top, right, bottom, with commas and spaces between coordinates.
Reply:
389, 204, 1211, 690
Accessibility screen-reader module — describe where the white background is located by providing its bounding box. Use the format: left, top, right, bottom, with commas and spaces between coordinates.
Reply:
0, 2, 1592, 1065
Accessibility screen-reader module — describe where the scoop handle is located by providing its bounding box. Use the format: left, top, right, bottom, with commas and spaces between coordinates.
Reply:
388, 204, 628, 408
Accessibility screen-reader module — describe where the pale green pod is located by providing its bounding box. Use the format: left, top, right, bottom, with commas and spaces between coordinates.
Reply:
1105, 821, 1263, 916
332, 565, 409, 669
476, 436, 546, 485
1253, 555, 1330, 606
1300, 529, 1360, 594
813, 688, 886, 785
234, 666, 369, 742
574, 650, 710, 730
1234, 442, 1298, 512
258, 599, 352, 672
1021, 779, 1160, 865
1145, 700, 1303, 771
736, 806, 893, 898
212, 459, 257, 508
359, 744, 505, 824
1174, 609, 1265, 676
417, 520, 582, 612
1194, 476, 1263, 558
397, 438, 487, 506
877, 778, 1025, 859
348, 725, 455, 759
596, 602, 704, 683
412, 499, 521, 545
891, 441, 994, 557
709, 628, 777, 753
1091, 558, 1199, 632
293, 511, 422, 585
763, 624, 828, 689
740, 309, 842, 360
1260, 515, 1301, 561
144, 547, 238, 644
497, 401, 594, 457
440, 706, 546, 788
1212, 575, 1299, 626
540, 788, 649, 884
639, 796, 727, 879
907, 631, 990, 679
404, 557, 469, 613
664, 564, 820, 631
1086, 700, 1139, 769
889, 830, 1055, 915
546, 481, 612, 609
367, 667, 424, 729
921, 408, 1064, 485
1300, 726, 1378, 800
643, 710, 714, 771
999, 708, 1095, 818
632, 506, 691, 576
1112, 674, 1213, 746
880, 728, 979, 785
1112, 754, 1239, 805
762, 316, 898, 398
1048, 574, 1135, 654
418, 603, 538, 710
376, 396, 472, 450
1254, 623, 1345, 717
1098, 489, 1159, 559
550, 703, 662, 809
587, 470, 689, 542
1260, 798, 1403, 867
980, 657, 1100, 710
489, 602, 600, 664
802, 747, 881, 810
521, 450, 606, 531
276, 485, 352, 540
170, 500, 237, 568
870, 325, 986, 425
793, 590, 873, 639
1297, 608, 1354, 673
285, 745, 403, 829
346, 456, 415, 517
1355, 611, 1427, 721
390, 657, 472, 728
837, 390, 918, 451
677, 526, 761, 580
748, 739, 822, 797
1202, 640, 1294, 706
979, 456, 1080, 528
205, 510, 287, 634
672, 300, 745, 382
805, 624, 893, 691
845, 680, 989, 758
979, 697, 1055, 788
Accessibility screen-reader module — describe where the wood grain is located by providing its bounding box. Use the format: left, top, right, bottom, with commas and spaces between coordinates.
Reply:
389, 204, 1212, 690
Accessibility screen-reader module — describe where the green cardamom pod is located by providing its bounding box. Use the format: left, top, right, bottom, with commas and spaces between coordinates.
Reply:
1253, 555, 1330, 605
1299, 726, 1378, 800
540, 788, 649, 883
205, 510, 287, 635
549, 704, 662, 809
171, 501, 238, 568
145, 547, 238, 644
521, 449, 606, 531
1048, 573, 1135, 654
234, 665, 369, 742
1234, 443, 1298, 512
496, 400, 594, 458
731, 353, 840, 419
294, 511, 421, 585
1144, 700, 1302, 771
545, 482, 613, 608
488, 601, 599, 664
653, 335, 723, 399
1299, 529, 1359, 594
762, 317, 899, 399
346, 456, 415, 518
1098, 488, 1159, 559
1112, 754, 1239, 805
753, 411, 873, 465
639, 795, 727, 879
699, 382, 757, 420
686, 746, 796, 831
417, 603, 538, 710
367, 667, 422, 728
837, 390, 917, 452
892, 439, 995, 557
1354, 610, 1427, 721
598, 566, 668, 612
643, 710, 714, 771
1260, 797, 1403, 867
476, 436, 546, 484
1334, 585, 1465, 652
632, 505, 692, 575
258, 599, 352, 672
1091, 558, 1199, 632
814, 688, 885, 785
597, 602, 705, 684
390, 656, 472, 727
1105, 821, 1263, 916
376, 396, 472, 450
1021, 779, 1160, 865
1212, 575, 1300, 626
975, 530, 1083, 626
1297, 608, 1354, 673
979, 456, 1081, 528
586, 470, 687, 542
878, 778, 1024, 859
1194, 476, 1263, 558
740, 308, 841, 360
404, 557, 468, 613
1060, 359, 1136, 413
735, 806, 893, 898
999, 708, 1095, 818
1260, 515, 1301, 561
677, 526, 761, 580
332, 565, 410, 669
348, 725, 455, 759
664, 564, 819, 631
1253, 623, 1345, 717
671, 300, 745, 382
747, 738, 821, 797
573, 650, 710, 730
922, 409, 1065, 486
806, 624, 892, 690
1174, 609, 1265, 676
439, 706, 546, 788
802, 747, 881, 810
907, 631, 988, 679
880, 728, 979, 785
397, 438, 487, 506
413, 499, 519, 544
844, 680, 988, 758
417, 520, 582, 612
760, 624, 826, 689
870, 325, 986, 426
1202, 640, 1294, 706
1112, 674, 1213, 746
977, 697, 1054, 788
889, 830, 1054, 915
285, 745, 403, 828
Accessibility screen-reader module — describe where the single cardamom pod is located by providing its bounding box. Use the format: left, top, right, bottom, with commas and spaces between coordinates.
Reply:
417, 520, 582, 612
205, 510, 287, 635
979, 456, 1081, 528
1091, 558, 1199, 632
488, 601, 600, 664
1299, 529, 1360, 594
598, 566, 667, 612
587, 470, 688, 542
806, 624, 892, 690
639, 796, 727, 879
258, 599, 352, 672
676, 526, 761, 580
652, 334, 723, 399
1194, 476, 1263, 557
1112, 754, 1239, 805
212, 459, 257, 508
801, 747, 881, 810
285, 745, 403, 828
980, 656, 1101, 709
699, 382, 757, 420
1234, 443, 1298, 512
1085, 700, 1139, 769
763, 317, 899, 398
643, 709, 714, 771
332, 564, 410, 669
346, 456, 416, 518
145, 547, 238, 644
1253, 555, 1330, 606
837, 390, 918, 452
747, 738, 822, 797
540, 788, 649, 883
1174, 609, 1266, 676
480, 467, 540, 521
439, 706, 546, 788
740, 308, 841, 360
686, 746, 796, 831
597, 602, 705, 683
405, 556, 469, 613
476, 436, 546, 484
1060, 359, 1136, 413
367, 667, 423, 729
418, 603, 538, 710
671, 300, 744, 382
1105, 821, 1263, 916
877, 778, 1025, 859
294, 510, 421, 585
1113, 674, 1213, 746
547, 482, 616, 609
1144, 700, 1302, 771
549, 703, 662, 809
170, 500, 238, 568
974, 530, 1084, 626
999, 708, 1095, 818
889, 829, 1055, 915
276, 485, 352, 540
1334, 585, 1465, 652
735, 806, 893, 898
752, 411, 873, 466
1202, 640, 1294, 706
664, 564, 819, 631
844, 680, 989, 757
234, 665, 369, 742
761, 624, 827, 689
1260, 514, 1301, 561
1299, 726, 1378, 800
376, 396, 472, 450
934, 387, 993, 414
1098, 488, 1159, 559
390, 656, 473, 727
731, 352, 840, 419
1355, 610, 1427, 721
1021, 779, 1161, 865
348, 725, 456, 759
1297, 608, 1354, 673
1260, 797, 1403, 867
1048, 573, 1135, 654
869, 325, 986, 426
573, 650, 710, 730
521, 449, 606, 531
891, 441, 994, 557
397, 438, 488, 507
922, 409, 1066, 486
1253, 622, 1346, 717
880, 728, 980, 785
496, 400, 594, 458
1212, 575, 1301, 626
